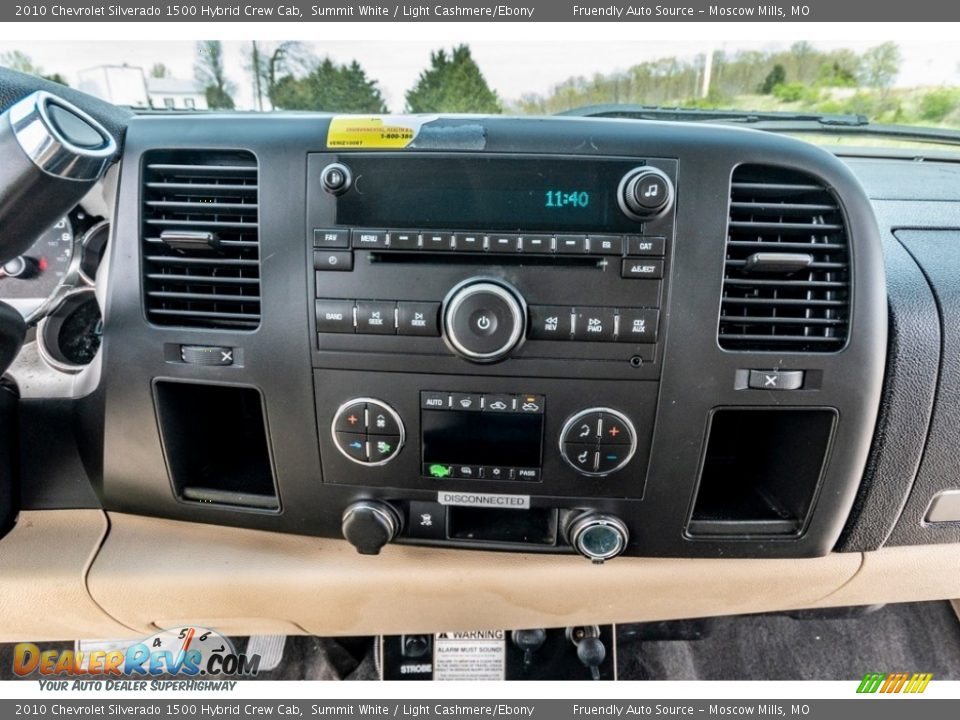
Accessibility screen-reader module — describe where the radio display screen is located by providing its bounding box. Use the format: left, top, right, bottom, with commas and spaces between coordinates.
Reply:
422, 409, 543, 468
336, 155, 645, 232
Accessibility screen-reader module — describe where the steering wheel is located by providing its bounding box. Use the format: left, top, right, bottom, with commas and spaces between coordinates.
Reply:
0, 68, 131, 373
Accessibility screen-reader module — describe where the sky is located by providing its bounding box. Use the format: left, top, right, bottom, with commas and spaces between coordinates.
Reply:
2, 39, 959, 112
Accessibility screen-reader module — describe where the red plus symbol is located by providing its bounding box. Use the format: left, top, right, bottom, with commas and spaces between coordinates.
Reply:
608, 426, 620, 438
347, 414, 358, 425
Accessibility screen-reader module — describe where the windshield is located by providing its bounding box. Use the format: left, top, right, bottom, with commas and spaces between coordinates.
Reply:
2, 39, 959, 136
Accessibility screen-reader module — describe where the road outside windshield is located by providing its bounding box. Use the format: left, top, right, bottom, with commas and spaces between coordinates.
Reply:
1, 39, 959, 131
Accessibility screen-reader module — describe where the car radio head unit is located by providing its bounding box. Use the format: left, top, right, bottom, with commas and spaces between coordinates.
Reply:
334, 155, 660, 232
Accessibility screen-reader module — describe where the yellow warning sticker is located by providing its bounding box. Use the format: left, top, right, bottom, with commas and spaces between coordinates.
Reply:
327, 116, 429, 149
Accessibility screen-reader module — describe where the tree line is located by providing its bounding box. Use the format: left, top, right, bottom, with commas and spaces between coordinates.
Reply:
195, 40, 500, 114
5, 40, 960, 126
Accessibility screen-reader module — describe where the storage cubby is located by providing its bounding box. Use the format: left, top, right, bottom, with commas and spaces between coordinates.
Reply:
688, 408, 836, 537
155, 381, 279, 510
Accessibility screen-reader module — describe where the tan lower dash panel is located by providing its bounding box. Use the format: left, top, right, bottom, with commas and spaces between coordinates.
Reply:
88, 512, 863, 637
0, 510, 137, 641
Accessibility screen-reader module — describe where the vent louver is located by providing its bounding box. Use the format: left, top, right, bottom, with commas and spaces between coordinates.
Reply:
142, 150, 260, 330
719, 165, 850, 352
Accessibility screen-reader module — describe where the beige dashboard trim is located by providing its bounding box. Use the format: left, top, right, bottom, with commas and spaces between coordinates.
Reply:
88, 513, 866, 637
0, 510, 138, 641
5, 510, 960, 641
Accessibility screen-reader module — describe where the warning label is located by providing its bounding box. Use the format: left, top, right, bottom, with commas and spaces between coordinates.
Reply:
433, 630, 506, 681
326, 115, 435, 149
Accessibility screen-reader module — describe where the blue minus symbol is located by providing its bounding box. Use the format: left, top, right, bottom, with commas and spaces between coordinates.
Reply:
606, 454, 619, 461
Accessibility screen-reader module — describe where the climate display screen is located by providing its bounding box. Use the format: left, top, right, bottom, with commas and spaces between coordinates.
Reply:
422, 409, 543, 468
335, 155, 644, 232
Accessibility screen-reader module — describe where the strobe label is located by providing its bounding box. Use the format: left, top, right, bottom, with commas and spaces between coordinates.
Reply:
437, 491, 530, 509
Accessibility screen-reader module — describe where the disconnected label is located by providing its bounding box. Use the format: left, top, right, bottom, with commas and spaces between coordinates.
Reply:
433, 631, 506, 681
327, 115, 435, 149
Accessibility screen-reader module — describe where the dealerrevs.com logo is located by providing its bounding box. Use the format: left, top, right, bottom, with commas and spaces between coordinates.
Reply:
14, 627, 260, 687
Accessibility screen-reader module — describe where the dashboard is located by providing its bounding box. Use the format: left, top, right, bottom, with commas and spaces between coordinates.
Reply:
6, 81, 960, 638
84, 113, 886, 562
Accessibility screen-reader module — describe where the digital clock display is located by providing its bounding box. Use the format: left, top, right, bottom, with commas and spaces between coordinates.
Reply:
336, 156, 645, 232
545, 190, 590, 209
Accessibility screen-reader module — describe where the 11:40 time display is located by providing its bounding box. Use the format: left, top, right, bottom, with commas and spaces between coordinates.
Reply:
544, 190, 590, 209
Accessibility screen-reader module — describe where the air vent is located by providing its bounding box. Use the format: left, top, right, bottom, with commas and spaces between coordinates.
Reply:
719, 165, 850, 352
142, 150, 260, 330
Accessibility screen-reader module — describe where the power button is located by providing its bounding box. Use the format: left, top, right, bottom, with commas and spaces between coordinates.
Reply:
442, 280, 526, 363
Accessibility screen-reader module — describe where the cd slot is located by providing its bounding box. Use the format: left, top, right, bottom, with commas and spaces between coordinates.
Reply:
369, 251, 603, 268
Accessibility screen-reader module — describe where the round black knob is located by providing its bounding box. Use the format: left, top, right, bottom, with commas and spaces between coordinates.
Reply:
321, 162, 352, 195
567, 513, 629, 563
617, 167, 674, 220
341, 500, 402, 555
442, 279, 526, 363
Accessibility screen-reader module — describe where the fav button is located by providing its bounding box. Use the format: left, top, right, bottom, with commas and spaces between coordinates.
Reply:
313, 228, 350, 248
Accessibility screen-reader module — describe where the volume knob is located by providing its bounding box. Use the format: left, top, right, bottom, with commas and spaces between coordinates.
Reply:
442, 279, 526, 363
617, 166, 674, 220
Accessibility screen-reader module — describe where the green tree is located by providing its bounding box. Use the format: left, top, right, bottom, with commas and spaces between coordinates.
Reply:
194, 40, 235, 110
859, 42, 901, 90
405, 45, 500, 114
760, 64, 786, 94
0, 50, 69, 86
270, 58, 387, 113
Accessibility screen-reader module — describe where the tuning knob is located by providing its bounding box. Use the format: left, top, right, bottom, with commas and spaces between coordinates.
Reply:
341, 500, 402, 555
617, 166, 674, 221
566, 512, 629, 563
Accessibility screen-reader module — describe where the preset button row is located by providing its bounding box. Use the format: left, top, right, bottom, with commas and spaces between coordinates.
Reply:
313, 227, 666, 257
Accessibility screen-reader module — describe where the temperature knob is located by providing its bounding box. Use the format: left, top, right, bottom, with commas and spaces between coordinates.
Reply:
617, 166, 674, 221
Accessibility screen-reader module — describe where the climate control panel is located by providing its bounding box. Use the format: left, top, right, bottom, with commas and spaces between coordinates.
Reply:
331, 398, 405, 466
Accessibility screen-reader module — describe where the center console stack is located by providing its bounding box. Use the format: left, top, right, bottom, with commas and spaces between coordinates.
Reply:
100, 116, 886, 562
